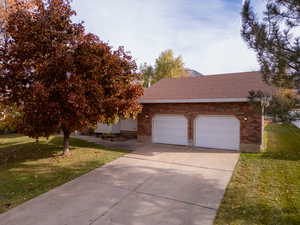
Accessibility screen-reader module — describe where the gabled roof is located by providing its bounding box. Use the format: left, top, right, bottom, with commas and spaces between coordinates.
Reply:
140, 71, 276, 103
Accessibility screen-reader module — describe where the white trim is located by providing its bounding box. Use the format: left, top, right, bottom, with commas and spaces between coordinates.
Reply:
140, 98, 250, 103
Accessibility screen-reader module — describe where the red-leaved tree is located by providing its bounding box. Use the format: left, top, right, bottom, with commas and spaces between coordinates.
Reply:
0, 0, 143, 155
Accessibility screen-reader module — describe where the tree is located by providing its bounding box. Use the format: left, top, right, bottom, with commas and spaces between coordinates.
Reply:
267, 89, 300, 122
139, 63, 154, 88
0, 103, 21, 133
0, 0, 16, 19
0, 0, 33, 33
241, 0, 300, 89
0, 0, 143, 155
248, 89, 299, 122
152, 49, 186, 84
139, 50, 187, 87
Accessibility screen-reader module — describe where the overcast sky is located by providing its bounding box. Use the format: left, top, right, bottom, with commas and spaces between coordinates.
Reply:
71, 0, 265, 75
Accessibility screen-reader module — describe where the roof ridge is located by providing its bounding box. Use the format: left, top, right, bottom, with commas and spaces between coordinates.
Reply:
203, 71, 260, 77
159, 71, 261, 81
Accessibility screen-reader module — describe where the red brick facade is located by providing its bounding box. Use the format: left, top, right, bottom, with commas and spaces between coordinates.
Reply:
138, 102, 263, 152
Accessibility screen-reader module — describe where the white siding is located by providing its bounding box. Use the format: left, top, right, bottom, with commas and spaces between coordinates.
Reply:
95, 123, 120, 134
290, 109, 300, 128
95, 119, 136, 134
292, 120, 300, 128
120, 119, 137, 131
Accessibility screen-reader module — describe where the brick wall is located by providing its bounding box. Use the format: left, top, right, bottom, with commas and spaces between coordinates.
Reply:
137, 102, 263, 152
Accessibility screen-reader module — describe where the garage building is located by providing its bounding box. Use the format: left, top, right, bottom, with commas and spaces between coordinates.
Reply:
138, 71, 275, 152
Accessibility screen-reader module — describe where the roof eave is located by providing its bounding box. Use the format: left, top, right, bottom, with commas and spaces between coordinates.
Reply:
139, 98, 251, 104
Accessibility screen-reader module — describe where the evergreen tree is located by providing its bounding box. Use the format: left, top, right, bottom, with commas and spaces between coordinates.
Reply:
241, 0, 300, 89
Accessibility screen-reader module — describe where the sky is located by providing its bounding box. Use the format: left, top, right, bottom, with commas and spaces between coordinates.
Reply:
71, 0, 266, 75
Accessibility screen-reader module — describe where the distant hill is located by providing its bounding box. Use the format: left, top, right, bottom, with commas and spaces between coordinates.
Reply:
184, 69, 203, 77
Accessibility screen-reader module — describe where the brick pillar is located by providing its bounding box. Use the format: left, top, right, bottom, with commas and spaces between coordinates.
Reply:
185, 114, 195, 146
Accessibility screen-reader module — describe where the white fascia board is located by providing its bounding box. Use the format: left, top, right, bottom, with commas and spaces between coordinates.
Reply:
139, 98, 251, 103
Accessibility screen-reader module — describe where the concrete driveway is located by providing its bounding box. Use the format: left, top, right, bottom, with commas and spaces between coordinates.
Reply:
0, 144, 239, 225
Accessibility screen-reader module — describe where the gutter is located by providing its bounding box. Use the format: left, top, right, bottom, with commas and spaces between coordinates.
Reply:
139, 98, 250, 104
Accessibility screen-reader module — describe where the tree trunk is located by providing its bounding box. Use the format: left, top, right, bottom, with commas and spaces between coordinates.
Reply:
148, 77, 152, 88
63, 131, 70, 155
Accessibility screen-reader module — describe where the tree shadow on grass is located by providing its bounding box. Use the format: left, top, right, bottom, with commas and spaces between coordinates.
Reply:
0, 136, 130, 167
0, 142, 62, 166
261, 124, 300, 161
0, 134, 23, 139
0, 137, 130, 213
261, 150, 300, 161
0, 141, 31, 149
50, 136, 131, 153
0, 157, 113, 213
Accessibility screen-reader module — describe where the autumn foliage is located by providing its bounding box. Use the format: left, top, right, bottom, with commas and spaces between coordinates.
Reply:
0, 0, 143, 154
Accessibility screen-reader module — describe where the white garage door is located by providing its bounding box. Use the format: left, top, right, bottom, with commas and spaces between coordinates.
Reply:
195, 116, 240, 150
152, 115, 188, 145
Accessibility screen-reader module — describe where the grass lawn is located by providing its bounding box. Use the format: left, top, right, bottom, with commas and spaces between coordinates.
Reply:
0, 134, 131, 213
214, 124, 300, 225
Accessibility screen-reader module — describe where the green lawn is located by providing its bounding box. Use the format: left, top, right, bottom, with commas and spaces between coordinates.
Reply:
0, 135, 131, 213
214, 124, 300, 225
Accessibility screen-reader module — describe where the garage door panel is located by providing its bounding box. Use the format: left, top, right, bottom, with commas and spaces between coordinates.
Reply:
153, 115, 188, 146
195, 116, 240, 150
